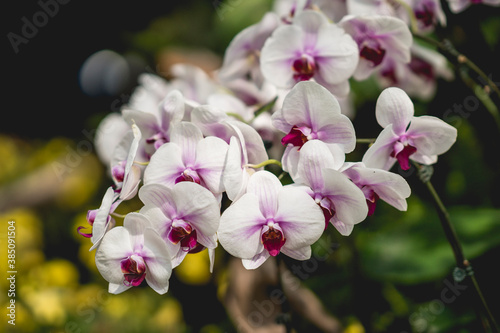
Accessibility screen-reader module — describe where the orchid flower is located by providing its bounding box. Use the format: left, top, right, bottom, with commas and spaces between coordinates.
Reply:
190, 105, 269, 167
139, 182, 220, 270
346, 0, 406, 18
168, 63, 221, 114
94, 112, 130, 168
81, 186, 117, 250
447, 0, 500, 13
127, 73, 171, 116
338, 14, 412, 81
218, 12, 279, 85
411, 0, 446, 32
341, 162, 411, 216
218, 170, 324, 269
271, 81, 355, 177
273, 0, 348, 24
110, 123, 144, 201
84, 123, 143, 250
260, 10, 359, 96
291, 140, 368, 235
362, 87, 457, 171
122, 89, 185, 154
95, 212, 172, 294
143, 122, 228, 196
376, 43, 454, 100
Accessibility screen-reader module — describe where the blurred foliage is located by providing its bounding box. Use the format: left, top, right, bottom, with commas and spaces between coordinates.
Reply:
2, 1, 500, 333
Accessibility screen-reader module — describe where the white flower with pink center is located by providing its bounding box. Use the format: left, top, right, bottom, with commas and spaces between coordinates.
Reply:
362, 87, 457, 171
218, 170, 324, 269
95, 212, 172, 294
341, 162, 411, 216
139, 182, 220, 269
143, 122, 229, 196
271, 81, 355, 177
339, 15, 412, 81
291, 140, 368, 235
260, 10, 359, 96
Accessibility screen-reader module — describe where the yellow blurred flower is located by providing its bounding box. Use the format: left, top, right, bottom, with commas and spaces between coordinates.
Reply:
54, 154, 103, 209
24, 288, 67, 326
344, 319, 366, 333
174, 250, 211, 285
29, 259, 79, 289
150, 297, 185, 332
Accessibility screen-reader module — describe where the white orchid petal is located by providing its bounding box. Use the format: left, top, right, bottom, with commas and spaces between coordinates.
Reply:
322, 169, 368, 226
362, 125, 399, 170
275, 187, 324, 251
143, 228, 172, 295
407, 116, 457, 156
218, 193, 265, 259
376, 87, 415, 134
242, 251, 270, 270
143, 143, 184, 187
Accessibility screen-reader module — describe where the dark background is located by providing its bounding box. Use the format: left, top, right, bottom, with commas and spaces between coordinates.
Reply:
4, 0, 204, 139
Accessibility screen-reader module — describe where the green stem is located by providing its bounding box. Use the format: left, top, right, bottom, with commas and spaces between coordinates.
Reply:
245, 159, 282, 169
226, 112, 247, 123
356, 138, 376, 144
392, 0, 420, 33
413, 34, 500, 100
421, 171, 499, 333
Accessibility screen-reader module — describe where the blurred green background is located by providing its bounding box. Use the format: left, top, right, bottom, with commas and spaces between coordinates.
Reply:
2, 0, 500, 332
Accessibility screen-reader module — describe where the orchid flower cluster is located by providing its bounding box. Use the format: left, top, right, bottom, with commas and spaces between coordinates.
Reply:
77, 0, 497, 296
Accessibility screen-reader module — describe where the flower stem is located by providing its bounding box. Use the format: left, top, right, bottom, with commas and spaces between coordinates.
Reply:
356, 138, 376, 144
245, 159, 282, 169
413, 34, 500, 100
419, 166, 499, 333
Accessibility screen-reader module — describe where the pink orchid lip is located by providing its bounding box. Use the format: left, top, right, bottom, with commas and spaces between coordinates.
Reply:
281, 126, 317, 148
167, 220, 199, 252
111, 160, 126, 183
121, 254, 146, 287
175, 168, 201, 185
391, 144, 417, 171
146, 132, 168, 150
408, 56, 434, 80
361, 186, 380, 216
360, 44, 386, 67
292, 54, 316, 82
281, 126, 308, 147
261, 221, 286, 257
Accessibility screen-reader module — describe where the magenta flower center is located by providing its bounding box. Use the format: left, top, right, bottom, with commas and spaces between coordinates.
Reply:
175, 168, 201, 185
292, 54, 316, 82
121, 254, 146, 287
391, 144, 417, 171
261, 222, 286, 257
408, 56, 434, 81
415, 3, 435, 28
146, 132, 168, 150
281, 126, 308, 147
111, 160, 126, 183
361, 186, 380, 216
167, 220, 198, 252
360, 41, 386, 67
